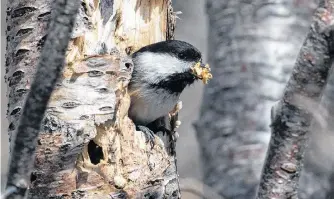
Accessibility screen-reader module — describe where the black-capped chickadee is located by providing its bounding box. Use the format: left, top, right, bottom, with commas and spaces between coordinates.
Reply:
128, 40, 208, 147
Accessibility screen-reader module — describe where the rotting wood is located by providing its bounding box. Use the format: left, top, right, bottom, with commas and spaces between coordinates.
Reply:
5, 0, 179, 198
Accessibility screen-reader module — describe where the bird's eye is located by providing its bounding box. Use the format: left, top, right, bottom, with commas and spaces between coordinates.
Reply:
178, 53, 186, 59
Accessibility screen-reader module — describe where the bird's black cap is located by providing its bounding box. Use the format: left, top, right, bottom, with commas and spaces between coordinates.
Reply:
132, 40, 202, 63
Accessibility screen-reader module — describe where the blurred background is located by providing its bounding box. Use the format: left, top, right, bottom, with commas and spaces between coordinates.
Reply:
3, 1, 334, 199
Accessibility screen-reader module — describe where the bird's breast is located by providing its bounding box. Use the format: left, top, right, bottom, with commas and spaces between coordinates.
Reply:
128, 87, 180, 125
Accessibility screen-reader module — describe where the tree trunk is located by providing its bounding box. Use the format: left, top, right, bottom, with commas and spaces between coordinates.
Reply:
5, 0, 80, 198
256, 0, 334, 196
5, 0, 180, 198
195, 1, 315, 198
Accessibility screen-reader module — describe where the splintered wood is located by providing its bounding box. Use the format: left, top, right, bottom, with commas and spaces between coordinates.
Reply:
44, 54, 169, 197
67, 0, 170, 64
29, 0, 178, 198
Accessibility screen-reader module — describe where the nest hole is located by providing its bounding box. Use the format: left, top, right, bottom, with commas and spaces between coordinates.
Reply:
88, 140, 104, 165
125, 62, 132, 68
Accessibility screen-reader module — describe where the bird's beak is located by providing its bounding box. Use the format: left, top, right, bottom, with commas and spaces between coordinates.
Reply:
190, 62, 212, 84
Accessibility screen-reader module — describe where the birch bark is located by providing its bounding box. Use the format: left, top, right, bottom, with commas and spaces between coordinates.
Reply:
5, 0, 179, 198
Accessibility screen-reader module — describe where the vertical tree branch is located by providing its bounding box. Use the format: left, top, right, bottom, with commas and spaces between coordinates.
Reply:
5, 0, 80, 198
256, 0, 334, 198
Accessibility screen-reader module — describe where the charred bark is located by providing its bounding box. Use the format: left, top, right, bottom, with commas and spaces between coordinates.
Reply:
5, 0, 180, 198
256, 0, 334, 198
195, 1, 315, 199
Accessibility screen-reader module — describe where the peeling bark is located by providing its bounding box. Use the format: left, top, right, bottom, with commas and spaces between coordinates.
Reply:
256, 0, 334, 198
195, 1, 315, 199
5, 0, 179, 198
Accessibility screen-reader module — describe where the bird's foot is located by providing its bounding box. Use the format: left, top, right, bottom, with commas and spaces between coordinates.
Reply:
136, 125, 156, 149
155, 126, 171, 136
156, 126, 179, 142
158, 126, 179, 155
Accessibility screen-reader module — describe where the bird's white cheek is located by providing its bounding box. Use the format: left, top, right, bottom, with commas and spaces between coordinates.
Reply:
134, 52, 193, 81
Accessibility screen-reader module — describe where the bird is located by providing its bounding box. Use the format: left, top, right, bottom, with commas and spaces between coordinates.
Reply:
128, 40, 209, 147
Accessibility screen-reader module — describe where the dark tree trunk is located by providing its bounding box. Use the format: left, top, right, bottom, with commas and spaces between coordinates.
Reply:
195, 1, 315, 198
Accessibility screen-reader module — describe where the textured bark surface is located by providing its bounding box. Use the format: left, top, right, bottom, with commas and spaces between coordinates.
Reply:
5, 0, 179, 198
195, 1, 315, 199
256, 0, 334, 197
5, 0, 80, 198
